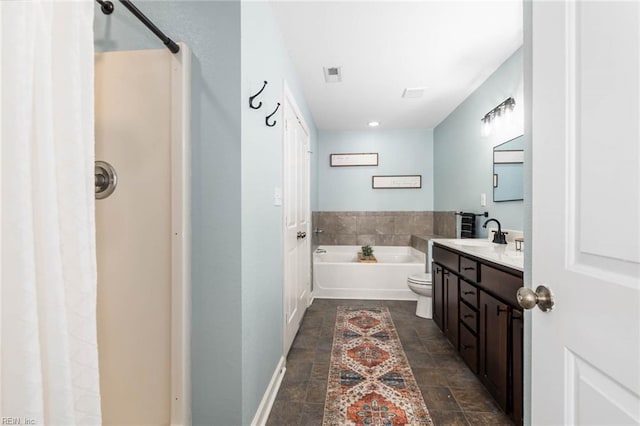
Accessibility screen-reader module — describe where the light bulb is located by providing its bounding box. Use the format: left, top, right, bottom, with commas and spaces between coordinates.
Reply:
504, 99, 515, 121
481, 116, 492, 136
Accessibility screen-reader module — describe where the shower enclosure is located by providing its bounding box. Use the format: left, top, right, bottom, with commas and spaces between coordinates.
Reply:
94, 44, 191, 425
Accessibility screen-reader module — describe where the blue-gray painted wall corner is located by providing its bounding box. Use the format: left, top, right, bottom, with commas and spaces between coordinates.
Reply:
434, 47, 524, 236
240, 2, 318, 424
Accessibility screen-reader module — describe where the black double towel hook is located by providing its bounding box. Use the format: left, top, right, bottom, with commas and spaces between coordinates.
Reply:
249, 80, 279, 127
249, 81, 268, 109
266, 103, 281, 127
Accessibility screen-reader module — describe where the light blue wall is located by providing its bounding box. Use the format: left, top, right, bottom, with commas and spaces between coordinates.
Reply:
240, 2, 318, 424
318, 129, 434, 211
434, 48, 524, 235
95, 2, 243, 424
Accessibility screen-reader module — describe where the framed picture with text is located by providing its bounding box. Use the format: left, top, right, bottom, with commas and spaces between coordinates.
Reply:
372, 175, 422, 189
330, 153, 379, 167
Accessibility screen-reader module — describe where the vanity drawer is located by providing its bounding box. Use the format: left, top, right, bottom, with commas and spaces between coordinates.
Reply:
480, 264, 523, 307
433, 245, 459, 272
460, 280, 479, 309
460, 256, 479, 282
459, 300, 478, 333
459, 323, 478, 374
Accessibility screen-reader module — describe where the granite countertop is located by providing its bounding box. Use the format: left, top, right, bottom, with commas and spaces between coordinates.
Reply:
431, 238, 524, 272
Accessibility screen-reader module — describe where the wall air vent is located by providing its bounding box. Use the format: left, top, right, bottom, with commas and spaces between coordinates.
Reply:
323, 66, 342, 83
402, 87, 426, 98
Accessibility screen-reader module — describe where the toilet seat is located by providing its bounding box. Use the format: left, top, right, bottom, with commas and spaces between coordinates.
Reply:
408, 273, 431, 285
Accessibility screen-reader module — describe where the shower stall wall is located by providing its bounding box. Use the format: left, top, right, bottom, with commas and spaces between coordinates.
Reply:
94, 44, 191, 425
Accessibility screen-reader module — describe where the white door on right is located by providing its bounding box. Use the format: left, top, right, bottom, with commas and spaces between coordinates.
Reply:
283, 89, 311, 355
531, 1, 640, 425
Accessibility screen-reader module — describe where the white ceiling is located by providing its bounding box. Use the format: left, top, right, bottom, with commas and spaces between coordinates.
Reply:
270, 1, 523, 131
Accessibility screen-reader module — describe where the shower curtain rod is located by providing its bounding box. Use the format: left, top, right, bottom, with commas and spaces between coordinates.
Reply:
96, 0, 180, 54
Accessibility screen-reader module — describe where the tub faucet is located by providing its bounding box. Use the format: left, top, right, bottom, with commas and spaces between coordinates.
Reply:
483, 218, 507, 244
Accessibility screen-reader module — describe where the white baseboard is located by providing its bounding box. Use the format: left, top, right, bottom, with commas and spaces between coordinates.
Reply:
251, 356, 286, 426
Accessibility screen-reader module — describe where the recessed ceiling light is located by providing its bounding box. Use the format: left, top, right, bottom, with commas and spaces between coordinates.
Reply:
368, 121, 380, 127
402, 87, 426, 98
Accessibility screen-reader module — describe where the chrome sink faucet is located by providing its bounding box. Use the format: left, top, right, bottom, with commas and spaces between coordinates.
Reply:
483, 218, 507, 244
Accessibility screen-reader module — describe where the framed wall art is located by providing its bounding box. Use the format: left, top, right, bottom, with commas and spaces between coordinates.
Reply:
372, 175, 422, 189
330, 153, 379, 167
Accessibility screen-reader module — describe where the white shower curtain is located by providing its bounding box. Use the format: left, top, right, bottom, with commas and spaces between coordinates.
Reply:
1, 1, 102, 424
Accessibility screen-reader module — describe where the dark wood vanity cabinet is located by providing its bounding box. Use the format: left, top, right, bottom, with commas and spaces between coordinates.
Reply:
479, 290, 509, 410
444, 269, 459, 349
459, 280, 479, 374
432, 243, 524, 426
432, 262, 444, 330
511, 308, 524, 426
432, 259, 459, 349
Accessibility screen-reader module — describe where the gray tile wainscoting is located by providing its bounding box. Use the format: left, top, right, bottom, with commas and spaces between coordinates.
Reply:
434, 211, 457, 238
311, 211, 456, 248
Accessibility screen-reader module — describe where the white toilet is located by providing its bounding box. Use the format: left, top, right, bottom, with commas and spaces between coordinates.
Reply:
407, 272, 433, 319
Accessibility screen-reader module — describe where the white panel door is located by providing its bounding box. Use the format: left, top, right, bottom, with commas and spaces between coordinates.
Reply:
531, 2, 640, 424
296, 101, 311, 313
283, 89, 311, 355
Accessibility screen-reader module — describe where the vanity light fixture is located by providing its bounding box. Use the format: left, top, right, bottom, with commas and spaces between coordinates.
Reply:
368, 121, 380, 127
481, 97, 516, 137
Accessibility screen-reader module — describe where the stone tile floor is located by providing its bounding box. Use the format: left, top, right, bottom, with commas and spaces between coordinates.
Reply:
266, 299, 514, 426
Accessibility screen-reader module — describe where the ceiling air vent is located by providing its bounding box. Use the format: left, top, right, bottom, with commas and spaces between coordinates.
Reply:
402, 87, 426, 98
323, 66, 342, 83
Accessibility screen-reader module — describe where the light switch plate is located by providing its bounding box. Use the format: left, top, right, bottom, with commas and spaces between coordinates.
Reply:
480, 193, 487, 207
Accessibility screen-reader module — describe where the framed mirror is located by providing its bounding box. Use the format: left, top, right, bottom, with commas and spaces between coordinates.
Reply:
493, 135, 524, 202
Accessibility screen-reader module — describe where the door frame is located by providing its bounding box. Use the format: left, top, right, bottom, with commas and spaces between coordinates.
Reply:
95, 44, 191, 426
281, 81, 312, 356
522, 1, 533, 424
169, 42, 192, 426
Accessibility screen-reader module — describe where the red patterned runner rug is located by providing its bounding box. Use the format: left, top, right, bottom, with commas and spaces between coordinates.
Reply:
323, 306, 433, 426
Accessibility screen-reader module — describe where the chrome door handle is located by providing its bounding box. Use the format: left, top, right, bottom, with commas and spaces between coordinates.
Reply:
95, 160, 118, 200
517, 285, 554, 312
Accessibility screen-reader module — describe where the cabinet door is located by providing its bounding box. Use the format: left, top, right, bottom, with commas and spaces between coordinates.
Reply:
459, 323, 478, 374
479, 290, 509, 410
444, 270, 459, 349
432, 262, 444, 331
511, 308, 524, 426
